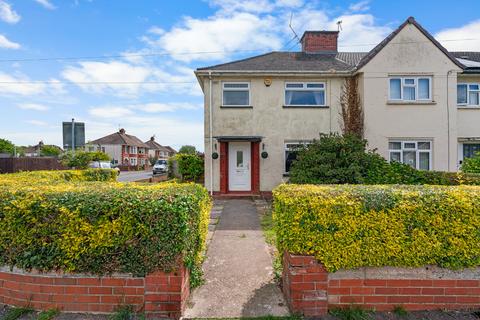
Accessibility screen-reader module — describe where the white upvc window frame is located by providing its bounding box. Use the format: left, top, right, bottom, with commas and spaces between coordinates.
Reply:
389, 76, 432, 101
457, 83, 480, 107
284, 82, 327, 107
222, 82, 250, 107
388, 140, 432, 171
284, 141, 312, 174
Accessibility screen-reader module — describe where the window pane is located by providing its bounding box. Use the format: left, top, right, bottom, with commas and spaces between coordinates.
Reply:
390, 152, 401, 162
286, 83, 303, 88
404, 142, 416, 149
418, 142, 430, 150
224, 83, 248, 88
223, 90, 249, 105
463, 144, 480, 158
469, 91, 479, 105
389, 79, 401, 99
285, 90, 325, 105
389, 142, 401, 150
457, 84, 467, 104
236, 151, 243, 167
418, 78, 430, 99
419, 152, 430, 170
306, 83, 324, 88
403, 151, 416, 168
404, 78, 415, 85
469, 84, 479, 91
285, 150, 298, 172
403, 86, 416, 100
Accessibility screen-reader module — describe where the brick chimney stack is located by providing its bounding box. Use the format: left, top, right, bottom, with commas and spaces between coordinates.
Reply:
301, 31, 339, 53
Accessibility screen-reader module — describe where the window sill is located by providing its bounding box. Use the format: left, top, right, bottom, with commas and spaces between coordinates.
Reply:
220, 105, 253, 109
387, 100, 436, 105
282, 105, 330, 109
457, 106, 480, 110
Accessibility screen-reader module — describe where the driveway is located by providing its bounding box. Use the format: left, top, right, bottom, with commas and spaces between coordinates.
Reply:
117, 170, 154, 182
184, 199, 289, 318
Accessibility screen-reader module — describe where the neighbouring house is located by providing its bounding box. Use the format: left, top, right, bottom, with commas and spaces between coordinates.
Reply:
196, 16, 480, 195
144, 136, 172, 161
88, 129, 150, 167
163, 146, 177, 158
24, 141, 63, 157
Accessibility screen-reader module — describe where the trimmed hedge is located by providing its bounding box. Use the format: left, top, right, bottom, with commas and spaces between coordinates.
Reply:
0, 173, 211, 287
0, 169, 117, 184
273, 184, 480, 272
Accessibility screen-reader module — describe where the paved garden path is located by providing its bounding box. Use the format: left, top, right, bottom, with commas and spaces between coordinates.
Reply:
184, 199, 289, 318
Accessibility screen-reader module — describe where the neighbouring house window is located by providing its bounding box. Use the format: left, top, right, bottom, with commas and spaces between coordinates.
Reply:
389, 140, 432, 170
130, 158, 137, 166
463, 144, 480, 159
222, 82, 250, 106
457, 83, 480, 106
389, 77, 431, 101
285, 142, 311, 173
285, 82, 326, 106
130, 146, 137, 154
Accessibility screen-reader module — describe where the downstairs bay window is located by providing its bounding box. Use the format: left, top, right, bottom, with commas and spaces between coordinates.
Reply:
389, 140, 432, 170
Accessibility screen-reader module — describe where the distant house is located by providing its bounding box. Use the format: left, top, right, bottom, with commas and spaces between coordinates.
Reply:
24, 141, 63, 157
163, 146, 177, 158
88, 129, 150, 166
144, 136, 171, 161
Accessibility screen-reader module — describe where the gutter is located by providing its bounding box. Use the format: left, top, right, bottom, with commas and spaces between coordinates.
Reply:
195, 70, 354, 77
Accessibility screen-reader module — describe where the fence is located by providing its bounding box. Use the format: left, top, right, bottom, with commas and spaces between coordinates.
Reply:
0, 157, 66, 173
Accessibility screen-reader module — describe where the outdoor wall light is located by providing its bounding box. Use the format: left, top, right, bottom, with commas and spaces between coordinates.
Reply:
212, 143, 218, 159
261, 143, 268, 159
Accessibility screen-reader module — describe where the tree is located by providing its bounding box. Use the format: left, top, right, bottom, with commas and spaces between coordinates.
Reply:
176, 153, 204, 182
40, 145, 61, 157
178, 145, 197, 154
340, 76, 364, 138
60, 150, 110, 169
0, 138, 15, 155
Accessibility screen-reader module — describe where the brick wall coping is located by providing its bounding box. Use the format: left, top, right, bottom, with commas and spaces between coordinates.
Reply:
0, 266, 138, 278
328, 265, 480, 280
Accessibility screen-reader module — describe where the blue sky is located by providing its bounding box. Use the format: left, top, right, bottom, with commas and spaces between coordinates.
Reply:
0, 0, 479, 151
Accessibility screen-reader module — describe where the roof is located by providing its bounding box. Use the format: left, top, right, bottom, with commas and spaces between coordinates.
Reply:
90, 129, 150, 148
197, 17, 472, 74
164, 146, 177, 153
144, 138, 170, 151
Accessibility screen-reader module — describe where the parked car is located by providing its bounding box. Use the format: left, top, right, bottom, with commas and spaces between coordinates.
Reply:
153, 159, 168, 175
88, 161, 120, 175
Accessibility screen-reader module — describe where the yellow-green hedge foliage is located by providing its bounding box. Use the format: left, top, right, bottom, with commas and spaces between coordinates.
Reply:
0, 169, 117, 185
273, 184, 480, 272
0, 175, 211, 287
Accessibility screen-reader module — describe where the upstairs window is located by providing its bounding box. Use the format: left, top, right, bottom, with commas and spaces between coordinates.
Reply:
285, 82, 326, 106
457, 83, 479, 106
389, 140, 432, 170
222, 82, 250, 106
389, 77, 431, 101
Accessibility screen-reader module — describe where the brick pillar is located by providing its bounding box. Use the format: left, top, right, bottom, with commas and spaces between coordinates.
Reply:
144, 265, 189, 319
282, 252, 328, 316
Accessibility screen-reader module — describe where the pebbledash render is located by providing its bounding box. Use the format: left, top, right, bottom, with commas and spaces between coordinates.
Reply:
195, 17, 480, 195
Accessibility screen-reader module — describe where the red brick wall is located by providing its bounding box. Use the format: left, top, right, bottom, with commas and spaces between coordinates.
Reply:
301, 31, 339, 53
283, 252, 480, 316
0, 266, 189, 319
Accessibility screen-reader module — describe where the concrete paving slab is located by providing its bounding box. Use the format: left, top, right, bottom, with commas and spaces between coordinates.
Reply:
184, 199, 289, 318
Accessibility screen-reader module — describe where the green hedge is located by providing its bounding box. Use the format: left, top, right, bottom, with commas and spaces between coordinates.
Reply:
0, 176, 211, 286
0, 169, 117, 185
273, 184, 480, 272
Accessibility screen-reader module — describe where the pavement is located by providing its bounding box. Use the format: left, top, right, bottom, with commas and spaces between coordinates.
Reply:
117, 170, 155, 182
184, 199, 289, 318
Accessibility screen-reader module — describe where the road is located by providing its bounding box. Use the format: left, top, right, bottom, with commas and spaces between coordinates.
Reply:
117, 170, 153, 182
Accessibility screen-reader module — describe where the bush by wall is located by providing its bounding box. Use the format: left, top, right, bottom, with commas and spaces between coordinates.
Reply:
273, 184, 480, 272
461, 152, 480, 174
176, 153, 204, 182
0, 177, 211, 287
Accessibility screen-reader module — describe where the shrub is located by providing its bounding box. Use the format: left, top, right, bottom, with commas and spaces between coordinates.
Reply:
0, 138, 15, 155
273, 184, 480, 272
60, 150, 110, 169
176, 153, 204, 182
178, 145, 197, 155
461, 152, 480, 174
40, 145, 62, 157
0, 169, 117, 186
0, 175, 211, 286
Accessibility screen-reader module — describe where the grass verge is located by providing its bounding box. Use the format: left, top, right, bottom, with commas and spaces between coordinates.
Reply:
259, 203, 282, 280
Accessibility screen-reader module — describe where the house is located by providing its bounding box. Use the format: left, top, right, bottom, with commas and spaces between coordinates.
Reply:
88, 129, 150, 166
195, 17, 480, 195
144, 136, 171, 160
163, 146, 177, 158
24, 141, 63, 157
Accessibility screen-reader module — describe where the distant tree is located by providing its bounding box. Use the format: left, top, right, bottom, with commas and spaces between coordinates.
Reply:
60, 150, 110, 169
179, 145, 197, 154
40, 145, 61, 157
0, 138, 15, 155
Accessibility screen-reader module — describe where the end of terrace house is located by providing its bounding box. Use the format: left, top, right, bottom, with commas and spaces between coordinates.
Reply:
195, 16, 480, 196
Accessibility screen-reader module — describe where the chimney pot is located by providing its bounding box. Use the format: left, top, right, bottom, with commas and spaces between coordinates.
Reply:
119, 128, 126, 134
301, 31, 339, 54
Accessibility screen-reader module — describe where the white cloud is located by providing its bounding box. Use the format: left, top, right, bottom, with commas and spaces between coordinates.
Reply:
0, 1, 20, 24
348, 0, 370, 12
25, 119, 48, 126
435, 20, 480, 51
0, 72, 65, 97
89, 106, 134, 118
33, 0, 56, 10
155, 12, 282, 62
0, 34, 20, 49
17, 103, 50, 111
